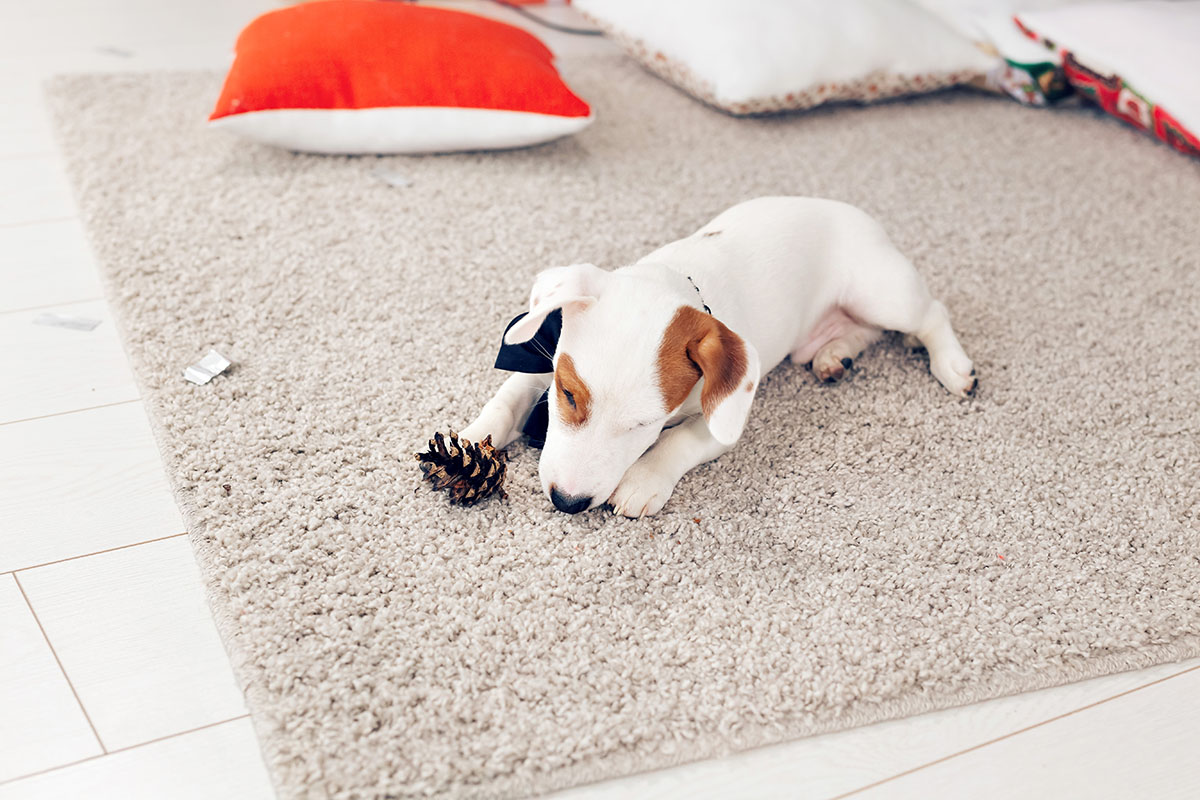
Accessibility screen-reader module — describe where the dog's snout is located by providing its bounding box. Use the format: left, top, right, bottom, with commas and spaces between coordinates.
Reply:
550, 486, 592, 514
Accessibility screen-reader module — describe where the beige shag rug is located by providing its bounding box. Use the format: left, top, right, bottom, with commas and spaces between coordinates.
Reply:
48, 57, 1200, 800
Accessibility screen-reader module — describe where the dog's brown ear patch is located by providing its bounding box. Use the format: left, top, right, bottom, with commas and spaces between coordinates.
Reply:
656, 306, 748, 415
554, 352, 592, 427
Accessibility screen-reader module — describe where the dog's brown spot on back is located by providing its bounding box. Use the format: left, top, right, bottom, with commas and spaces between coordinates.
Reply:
555, 352, 591, 427
702, 230, 722, 237
656, 306, 748, 415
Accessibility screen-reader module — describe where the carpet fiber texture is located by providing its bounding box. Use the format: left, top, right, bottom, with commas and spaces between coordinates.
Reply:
48, 58, 1200, 800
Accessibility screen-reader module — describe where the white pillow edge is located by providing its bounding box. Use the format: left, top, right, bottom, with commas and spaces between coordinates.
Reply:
209, 106, 595, 155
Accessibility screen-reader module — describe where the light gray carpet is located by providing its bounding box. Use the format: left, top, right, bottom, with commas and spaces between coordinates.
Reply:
48, 56, 1200, 800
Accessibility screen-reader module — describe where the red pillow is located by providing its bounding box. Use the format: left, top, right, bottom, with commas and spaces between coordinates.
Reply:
209, 1, 593, 154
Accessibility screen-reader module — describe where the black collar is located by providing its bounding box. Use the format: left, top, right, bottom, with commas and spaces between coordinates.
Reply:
686, 275, 711, 314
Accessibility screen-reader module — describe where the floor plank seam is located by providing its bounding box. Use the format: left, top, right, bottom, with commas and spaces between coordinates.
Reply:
2, 531, 190, 575
0, 397, 141, 428
0, 713, 252, 787
0, 216, 77, 230
0, 297, 104, 316
831, 662, 1200, 798
11, 572, 108, 755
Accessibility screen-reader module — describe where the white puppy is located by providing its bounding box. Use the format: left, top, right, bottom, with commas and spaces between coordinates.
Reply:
460, 197, 975, 517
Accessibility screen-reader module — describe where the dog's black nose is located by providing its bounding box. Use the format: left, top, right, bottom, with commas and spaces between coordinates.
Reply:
550, 487, 592, 514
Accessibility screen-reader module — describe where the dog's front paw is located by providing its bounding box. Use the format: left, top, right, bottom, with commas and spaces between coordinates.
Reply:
460, 416, 514, 448
608, 463, 679, 518
458, 421, 491, 445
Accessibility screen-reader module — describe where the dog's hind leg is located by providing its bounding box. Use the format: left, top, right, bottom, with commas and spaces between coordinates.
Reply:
810, 321, 883, 383
843, 249, 976, 397
791, 307, 883, 383
460, 372, 552, 449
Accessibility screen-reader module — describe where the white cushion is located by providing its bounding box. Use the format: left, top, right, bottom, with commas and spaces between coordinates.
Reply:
1018, 0, 1200, 137
574, 0, 996, 115
912, 0, 1094, 45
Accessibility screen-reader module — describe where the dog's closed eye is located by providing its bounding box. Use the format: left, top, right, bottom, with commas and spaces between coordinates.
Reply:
554, 353, 591, 426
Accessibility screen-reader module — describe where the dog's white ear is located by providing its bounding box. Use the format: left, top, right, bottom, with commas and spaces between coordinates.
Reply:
504, 263, 610, 345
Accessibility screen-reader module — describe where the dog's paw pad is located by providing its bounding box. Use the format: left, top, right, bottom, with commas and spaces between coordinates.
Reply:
933, 358, 978, 398
813, 352, 849, 384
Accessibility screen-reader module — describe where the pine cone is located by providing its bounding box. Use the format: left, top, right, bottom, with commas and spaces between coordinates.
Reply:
414, 431, 507, 505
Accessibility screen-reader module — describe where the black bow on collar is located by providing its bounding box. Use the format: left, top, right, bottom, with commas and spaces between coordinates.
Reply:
493, 309, 561, 447
494, 309, 561, 374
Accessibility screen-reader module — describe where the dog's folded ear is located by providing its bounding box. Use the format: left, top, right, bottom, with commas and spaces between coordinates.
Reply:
692, 319, 761, 446
504, 263, 609, 345
659, 306, 761, 446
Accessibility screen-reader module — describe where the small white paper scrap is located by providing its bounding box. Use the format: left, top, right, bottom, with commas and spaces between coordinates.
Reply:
372, 167, 413, 188
183, 349, 232, 385
34, 313, 102, 331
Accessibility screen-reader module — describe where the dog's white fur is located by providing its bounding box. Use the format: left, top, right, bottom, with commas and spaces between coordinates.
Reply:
460, 197, 975, 517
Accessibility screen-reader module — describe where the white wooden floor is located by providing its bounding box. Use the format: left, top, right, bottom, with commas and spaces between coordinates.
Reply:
1, 2, 1197, 798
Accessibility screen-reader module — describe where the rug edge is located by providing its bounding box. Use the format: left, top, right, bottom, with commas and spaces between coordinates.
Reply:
485, 638, 1200, 799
